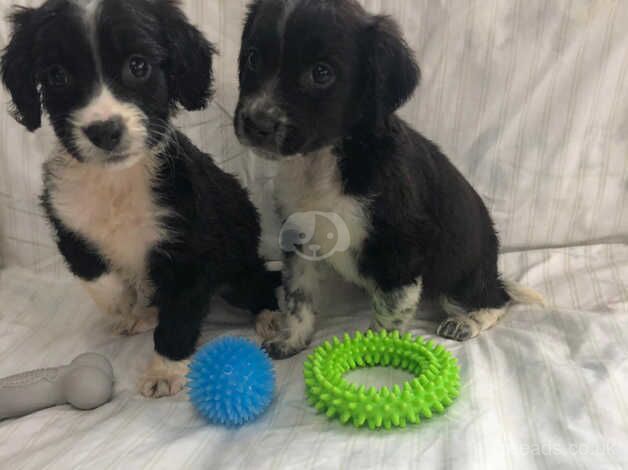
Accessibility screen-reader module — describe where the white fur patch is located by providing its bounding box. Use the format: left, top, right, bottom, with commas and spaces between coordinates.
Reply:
439, 297, 507, 341
275, 148, 372, 289
262, 148, 373, 356
263, 303, 316, 357
82, 272, 135, 317
71, 86, 151, 168
469, 308, 506, 331
503, 280, 545, 306
46, 148, 171, 284
81, 0, 102, 75
83, 273, 158, 335
437, 280, 544, 341
260, 257, 319, 356
371, 279, 422, 331
283, 301, 316, 345
256, 309, 282, 340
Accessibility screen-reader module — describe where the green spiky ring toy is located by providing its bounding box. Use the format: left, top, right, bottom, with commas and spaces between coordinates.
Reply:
304, 330, 461, 430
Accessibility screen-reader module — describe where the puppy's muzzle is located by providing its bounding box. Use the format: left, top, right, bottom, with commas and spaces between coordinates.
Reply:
242, 110, 280, 147
82, 116, 125, 152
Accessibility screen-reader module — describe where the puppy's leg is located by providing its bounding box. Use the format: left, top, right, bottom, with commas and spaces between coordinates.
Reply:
222, 261, 281, 337
140, 258, 213, 398
262, 256, 319, 360
142, 307, 209, 398
82, 273, 145, 335
126, 282, 159, 335
83, 273, 134, 316
369, 279, 422, 332
437, 297, 506, 341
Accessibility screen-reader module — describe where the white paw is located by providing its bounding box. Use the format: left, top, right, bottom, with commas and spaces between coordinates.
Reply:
262, 336, 307, 360
140, 375, 186, 398
140, 355, 189, 398
255, 309, 282, 340
437, 316, 480, 342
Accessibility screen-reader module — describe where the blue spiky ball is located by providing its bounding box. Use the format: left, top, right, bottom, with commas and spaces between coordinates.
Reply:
187, 337, 275, 427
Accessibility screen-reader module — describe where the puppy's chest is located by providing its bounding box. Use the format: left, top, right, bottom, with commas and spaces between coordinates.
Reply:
275, 150, 371, 286
46, 155, 169, 275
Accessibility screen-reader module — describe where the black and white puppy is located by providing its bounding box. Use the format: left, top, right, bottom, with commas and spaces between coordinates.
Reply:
235, 0, 543, 359
1, 0, 279, 397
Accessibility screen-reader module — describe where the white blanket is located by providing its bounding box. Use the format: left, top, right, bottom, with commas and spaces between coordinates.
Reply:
0, 0, 627, 469
0, 246, 627, 469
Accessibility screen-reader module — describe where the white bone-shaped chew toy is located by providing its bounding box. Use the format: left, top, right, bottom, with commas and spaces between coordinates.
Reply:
0, 353, 114, 420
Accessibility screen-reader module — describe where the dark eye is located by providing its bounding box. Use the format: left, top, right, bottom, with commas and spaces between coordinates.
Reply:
246, 48, 259, 72
46, 65, 70, 89
124, 55, 152, 83
311, 62, 335, 87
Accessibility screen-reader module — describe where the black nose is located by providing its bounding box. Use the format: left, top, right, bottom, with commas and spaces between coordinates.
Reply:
82, 117, 124, 151
243, 111, 279, 142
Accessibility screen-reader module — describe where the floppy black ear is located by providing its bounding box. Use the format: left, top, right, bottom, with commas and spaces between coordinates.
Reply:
361, 15, 420, 130
1, 7, 42, 131
157, 0, 216, 111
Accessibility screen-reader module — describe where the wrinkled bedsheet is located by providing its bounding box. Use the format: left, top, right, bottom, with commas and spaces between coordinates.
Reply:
0, 245, 627, 469
0, 0, 627, 469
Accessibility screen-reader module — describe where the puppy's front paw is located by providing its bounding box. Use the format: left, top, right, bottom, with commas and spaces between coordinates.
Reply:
140, 355, 189, 398
262, 337, 306, 360
256, 309, 282, 340
437, 317, 479, 342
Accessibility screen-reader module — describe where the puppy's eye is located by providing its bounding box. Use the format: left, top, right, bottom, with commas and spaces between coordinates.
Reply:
246, 48, 259, 72
123, 55, 152, 83
311, 63, 335, 88
46, 65, 70, 90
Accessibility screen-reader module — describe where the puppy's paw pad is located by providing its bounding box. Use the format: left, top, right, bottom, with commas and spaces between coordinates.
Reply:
437, 317, 478, 342
262, 338, 304, 360
140, 375, 186, 398
256, 310, 282, 340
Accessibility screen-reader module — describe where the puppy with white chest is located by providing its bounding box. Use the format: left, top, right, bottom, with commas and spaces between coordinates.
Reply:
2, 0, 280, 396
235, 0, 543, 359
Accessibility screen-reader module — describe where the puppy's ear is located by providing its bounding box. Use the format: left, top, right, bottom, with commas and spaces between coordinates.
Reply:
1, 7, 42, 131
157, 0, 216, 111
361, 15, 420, 130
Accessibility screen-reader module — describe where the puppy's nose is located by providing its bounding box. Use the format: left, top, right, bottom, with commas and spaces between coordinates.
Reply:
243, 111, 279, 142
82, 117, 124, 151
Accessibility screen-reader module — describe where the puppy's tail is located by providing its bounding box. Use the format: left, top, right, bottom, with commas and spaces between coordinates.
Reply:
503, 279, 545, 306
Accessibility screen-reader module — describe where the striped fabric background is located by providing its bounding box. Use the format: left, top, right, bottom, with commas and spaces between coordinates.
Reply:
0, 1, 626, 469
0, 0, 626, 269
